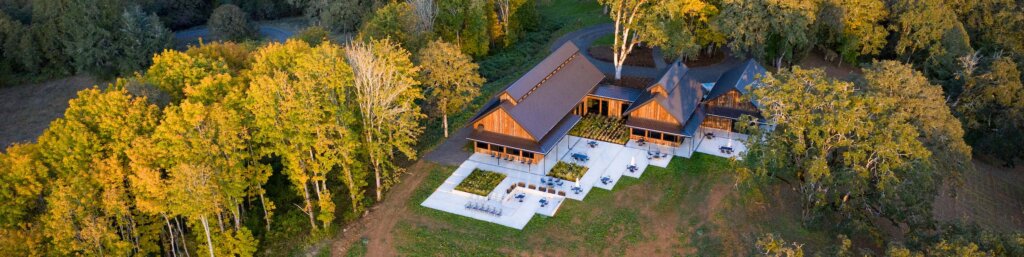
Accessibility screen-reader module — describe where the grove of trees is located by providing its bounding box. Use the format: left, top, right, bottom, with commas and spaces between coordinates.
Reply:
0, 35, 489, 255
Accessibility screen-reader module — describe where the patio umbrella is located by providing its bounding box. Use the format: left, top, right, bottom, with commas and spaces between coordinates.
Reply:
630, 156, 635, 166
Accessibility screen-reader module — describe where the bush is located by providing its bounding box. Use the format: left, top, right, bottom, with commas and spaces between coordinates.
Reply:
295, 26, 330, 45
569, 114, 629, 144
208, 4, 257, 41
454, 169, 507, 196
549, 162, 587, 182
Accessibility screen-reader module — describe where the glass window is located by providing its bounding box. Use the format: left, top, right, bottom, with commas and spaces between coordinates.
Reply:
648, 131, 662, 139
492, 145, 505, 153
476, 142, 488, 149
631, 128, 645, 136
663, 134, 678, 142
522, 152, 534, 159
507, 148, 521, 155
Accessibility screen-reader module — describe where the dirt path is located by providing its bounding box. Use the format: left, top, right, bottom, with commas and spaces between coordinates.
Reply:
329, 161, 435, 256
0, 75, 97, 150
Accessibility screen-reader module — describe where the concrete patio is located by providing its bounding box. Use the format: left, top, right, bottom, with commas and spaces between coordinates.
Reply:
421, 135, 672, 229
421, 128, 749, 229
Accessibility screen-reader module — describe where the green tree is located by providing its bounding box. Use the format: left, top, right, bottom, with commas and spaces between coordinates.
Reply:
209, 4, 258, 41
434, 0, 490, 57
345, 38, 425, 201
114, 5, 173, 75
639, 0, 724, 59
741, 66, 956, 238
418, 40, 485, 138
717, 0, 818, 67
889, 0, 957, 57
247, 40, 365, 229
320, 0, 371, 32
295, 25, 330, 45
817, 0, 888, 63
957, 57, 1024, 166
357, 2, 420, 50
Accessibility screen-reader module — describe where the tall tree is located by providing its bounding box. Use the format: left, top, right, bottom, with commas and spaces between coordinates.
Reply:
598, 0, 654, 80
957, 56, 1024, 166
434, 0, 490, 57
36, 86, 161, 256
717, 0, 818, 67
247, 40, 364, 229
889, 0, 957, 57
639, 0, 724, 59
417, 40, 485, 138
817, 0, 888, 63
741, 66, 960, 238
113, 5, 173, 75
345, 39, 425, 201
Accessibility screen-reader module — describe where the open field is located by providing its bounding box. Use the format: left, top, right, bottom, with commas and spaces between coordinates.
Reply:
0, 75, 98, 150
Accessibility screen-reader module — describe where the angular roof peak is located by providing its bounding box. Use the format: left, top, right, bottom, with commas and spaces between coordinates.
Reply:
706, 58, 766, 100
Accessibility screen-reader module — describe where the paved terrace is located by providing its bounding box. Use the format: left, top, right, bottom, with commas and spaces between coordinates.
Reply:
422, 132, 750, 229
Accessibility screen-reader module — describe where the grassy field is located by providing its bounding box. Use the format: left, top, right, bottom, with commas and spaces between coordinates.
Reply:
361, 153, 836, 256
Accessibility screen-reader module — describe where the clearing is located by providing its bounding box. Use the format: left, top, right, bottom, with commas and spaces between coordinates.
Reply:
0, 75, 98, 150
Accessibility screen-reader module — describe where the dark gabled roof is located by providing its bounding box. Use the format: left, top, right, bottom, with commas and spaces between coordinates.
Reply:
589, 84, 643, 102
503, 42, 583, 101
468, 114, 581, 154
623, 61, 704, 126
470, 41, 604, 142
706, 59, 766, 100
680, 105, 706, 137
655, 62, 689, 92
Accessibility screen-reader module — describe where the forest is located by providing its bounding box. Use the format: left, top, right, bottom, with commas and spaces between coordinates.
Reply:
0, 0, 1022, 256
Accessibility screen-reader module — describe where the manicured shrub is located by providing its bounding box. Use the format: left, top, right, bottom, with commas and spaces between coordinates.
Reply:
455, 169, 507, 196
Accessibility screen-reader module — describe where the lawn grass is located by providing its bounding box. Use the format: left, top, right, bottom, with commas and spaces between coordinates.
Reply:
592, 34, 614, 46
391, 153, 840, 255
549, 162, 588, 182
455, 169, 508, 196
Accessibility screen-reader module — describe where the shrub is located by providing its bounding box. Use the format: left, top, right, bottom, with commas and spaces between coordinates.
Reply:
454, 169, 507, 196
208, 4, 257, 41
549, 162, 587, 182
294, 26, 330, 45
